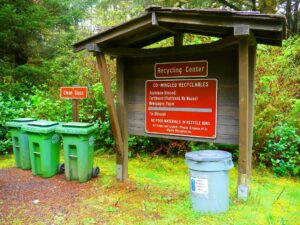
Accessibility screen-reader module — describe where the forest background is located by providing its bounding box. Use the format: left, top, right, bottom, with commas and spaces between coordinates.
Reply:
0, 0, 299, 177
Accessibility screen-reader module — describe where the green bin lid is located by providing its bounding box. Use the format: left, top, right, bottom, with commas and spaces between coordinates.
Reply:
6, 118, 36, 128
28, 121, 59, 127
62, 122, 93, 128
56, 122, 98, 135
12, 118, 36, 122
22, 120, 61, 134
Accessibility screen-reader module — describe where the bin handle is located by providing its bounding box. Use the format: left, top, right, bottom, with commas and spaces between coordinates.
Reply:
69, 154, 77, 159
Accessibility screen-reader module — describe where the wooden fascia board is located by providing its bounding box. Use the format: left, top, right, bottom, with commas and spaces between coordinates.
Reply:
156, 12, 284, 33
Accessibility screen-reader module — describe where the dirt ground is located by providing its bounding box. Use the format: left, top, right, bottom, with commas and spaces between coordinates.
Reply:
0, 168, 93, 225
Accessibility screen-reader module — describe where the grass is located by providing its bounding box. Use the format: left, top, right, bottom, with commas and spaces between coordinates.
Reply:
0, 153, 299, 225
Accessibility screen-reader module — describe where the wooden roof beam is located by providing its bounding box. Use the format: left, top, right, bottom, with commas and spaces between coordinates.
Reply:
99, 35, 238, 58
86, 44, 124, 157
152, 11, 177, 35
151, 11, 183, 47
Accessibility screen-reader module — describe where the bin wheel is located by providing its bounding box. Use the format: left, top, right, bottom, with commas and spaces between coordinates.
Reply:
92, 167, 100, 178
58, 163, 65, 174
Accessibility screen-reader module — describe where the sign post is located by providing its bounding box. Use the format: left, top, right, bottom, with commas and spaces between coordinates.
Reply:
72, 99, 79, 122
60, 86, 88, 122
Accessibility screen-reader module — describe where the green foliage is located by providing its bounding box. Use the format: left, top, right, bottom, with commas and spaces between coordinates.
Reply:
0, 92, 31, 154
128, 136, 193, 157
29, 88, 72, 122
0, 0, 96, 94
260, 123, 300, 176
254, 36, 300, 176
85, 83, 115, 152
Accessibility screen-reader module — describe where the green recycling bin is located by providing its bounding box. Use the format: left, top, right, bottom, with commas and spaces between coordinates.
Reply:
55, 122, 99, 182
22, 121, 63, 178
5, 118, 36, 170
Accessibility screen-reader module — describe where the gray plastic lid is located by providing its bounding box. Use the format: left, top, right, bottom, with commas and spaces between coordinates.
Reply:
185, 150, 232, 162
62, 122, 93, 128
28, 121, 59, 127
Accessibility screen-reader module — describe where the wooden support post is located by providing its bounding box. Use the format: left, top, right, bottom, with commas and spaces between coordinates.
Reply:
72, 99, 79, 122
238, 37, 251, 200
116, 58, 128, 181
174, 33, 183, 47
72, 84, 80, 122
248, 44, 256, 177
94, 52, 124, 159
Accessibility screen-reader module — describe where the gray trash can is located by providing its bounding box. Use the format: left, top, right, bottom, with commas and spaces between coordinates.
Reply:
185, 150, 234, 213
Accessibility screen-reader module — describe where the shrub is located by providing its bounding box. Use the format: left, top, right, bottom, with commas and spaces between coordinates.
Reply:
29, 88, 72, 122
259, 123, 300, 176
0, 92, 31, 154
253, 36, 300, 175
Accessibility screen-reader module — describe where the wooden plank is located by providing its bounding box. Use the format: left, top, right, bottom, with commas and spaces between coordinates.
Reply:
238, 37, 250, 200
123, 49, 239, 85
95, 53, 123, 155
116, 58, 128, 181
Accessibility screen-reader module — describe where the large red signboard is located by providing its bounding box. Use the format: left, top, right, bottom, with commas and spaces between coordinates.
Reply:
60, 87, 88, 99
145, 79, 217, 138
155, 60, 208, 78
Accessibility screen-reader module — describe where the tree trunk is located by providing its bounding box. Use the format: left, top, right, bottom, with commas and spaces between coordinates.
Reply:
217, 0, 241, 11
292, 1, 299, 34
251, 0, 257, 11
286, 0, 292, 36
260, 0, 277, 14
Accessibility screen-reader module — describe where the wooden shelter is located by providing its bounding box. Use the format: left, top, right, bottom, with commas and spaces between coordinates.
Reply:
73, 6, 286, 199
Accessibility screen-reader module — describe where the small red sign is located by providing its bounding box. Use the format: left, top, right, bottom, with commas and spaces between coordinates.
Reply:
145, 79, 217, 138
155, 60, 208, 78
60, 87, 88, 99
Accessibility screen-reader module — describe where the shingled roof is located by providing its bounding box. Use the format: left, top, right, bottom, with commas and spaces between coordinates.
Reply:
73, 6, 287, 52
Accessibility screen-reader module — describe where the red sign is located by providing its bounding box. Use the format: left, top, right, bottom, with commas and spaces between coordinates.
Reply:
155, 60, 208, 78
60, 87, 88, 99
145, 79, 217, 138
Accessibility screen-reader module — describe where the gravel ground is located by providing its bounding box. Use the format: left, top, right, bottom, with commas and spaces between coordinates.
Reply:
0, 168, 93, 224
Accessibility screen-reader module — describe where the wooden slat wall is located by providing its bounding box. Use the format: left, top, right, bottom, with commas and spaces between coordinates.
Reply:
124, 47, 239, 144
